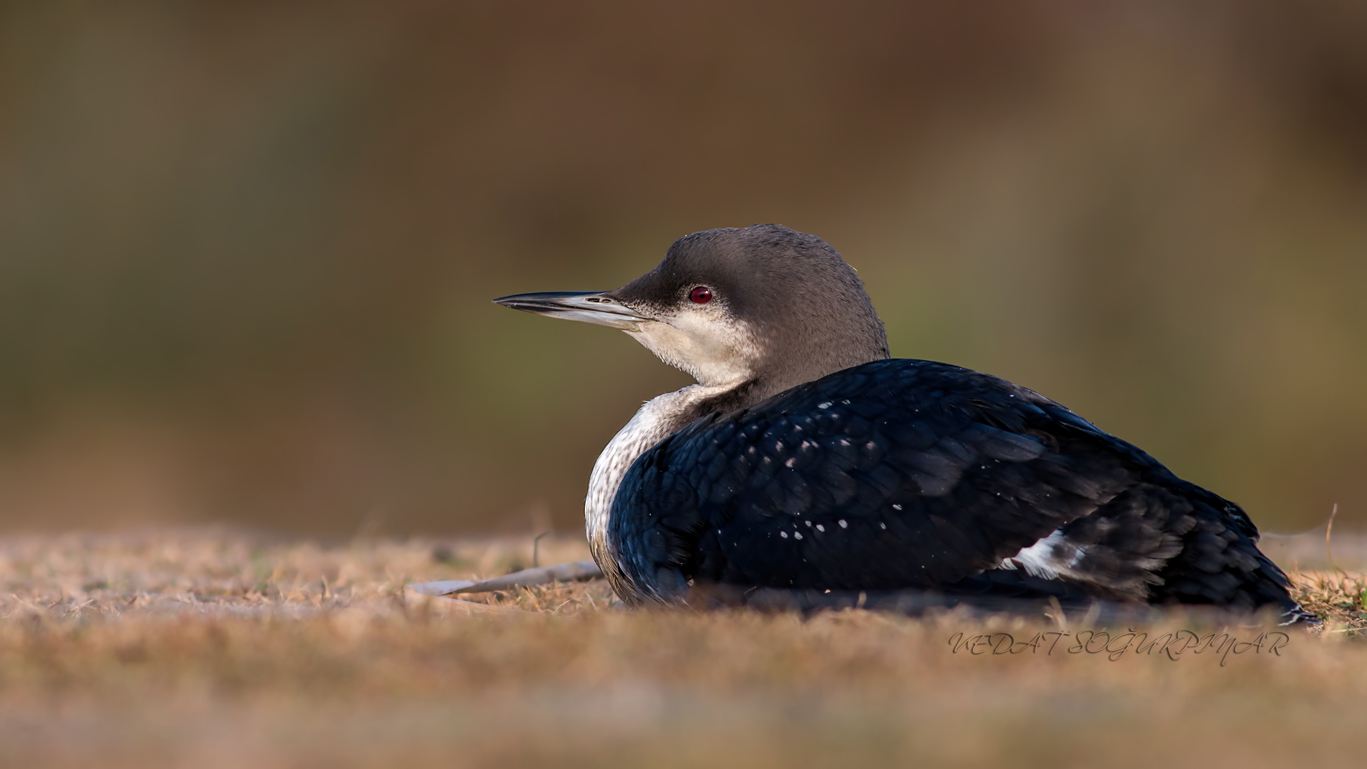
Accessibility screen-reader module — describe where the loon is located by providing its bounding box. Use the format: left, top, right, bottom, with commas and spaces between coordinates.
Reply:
495, 224, 1313, 623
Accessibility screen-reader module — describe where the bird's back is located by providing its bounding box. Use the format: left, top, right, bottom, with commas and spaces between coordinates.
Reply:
609, 359, 1306, 621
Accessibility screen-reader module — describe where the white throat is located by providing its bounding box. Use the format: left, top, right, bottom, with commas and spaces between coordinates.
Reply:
624, 314, 762, 388
585, 383, 739, 593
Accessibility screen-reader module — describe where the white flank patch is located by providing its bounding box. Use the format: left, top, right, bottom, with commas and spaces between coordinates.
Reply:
998, 529, 1086, 580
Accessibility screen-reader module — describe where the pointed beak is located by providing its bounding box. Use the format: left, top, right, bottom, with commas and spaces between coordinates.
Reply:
492, 290, 654, 331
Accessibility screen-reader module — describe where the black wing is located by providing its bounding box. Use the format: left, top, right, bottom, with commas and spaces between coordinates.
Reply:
610, 359, 1297, 615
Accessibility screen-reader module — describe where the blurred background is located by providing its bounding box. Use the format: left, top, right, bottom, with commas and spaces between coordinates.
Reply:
0, 1, 1363, 537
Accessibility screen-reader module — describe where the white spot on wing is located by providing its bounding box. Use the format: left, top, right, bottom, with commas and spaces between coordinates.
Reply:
999, 529, 1088, 581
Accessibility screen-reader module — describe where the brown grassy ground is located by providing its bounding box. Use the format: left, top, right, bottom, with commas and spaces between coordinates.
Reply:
1, 529, 1365, 768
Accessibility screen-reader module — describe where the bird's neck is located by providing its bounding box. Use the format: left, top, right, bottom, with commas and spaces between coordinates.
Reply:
584, 380, 754, 595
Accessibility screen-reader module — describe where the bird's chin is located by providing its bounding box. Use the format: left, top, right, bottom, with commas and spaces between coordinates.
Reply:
625, 326, 756, 389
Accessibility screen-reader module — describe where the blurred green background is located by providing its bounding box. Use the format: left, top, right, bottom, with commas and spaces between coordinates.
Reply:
0, 1, 1363, 536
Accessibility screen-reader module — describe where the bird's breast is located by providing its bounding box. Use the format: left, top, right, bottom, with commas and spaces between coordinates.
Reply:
586, 383, 738, 599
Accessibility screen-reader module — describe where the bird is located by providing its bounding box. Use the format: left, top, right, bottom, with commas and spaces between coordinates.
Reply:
494, 224, 1314, 624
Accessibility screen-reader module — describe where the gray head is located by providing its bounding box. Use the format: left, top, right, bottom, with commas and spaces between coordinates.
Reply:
495, 224, 890, 404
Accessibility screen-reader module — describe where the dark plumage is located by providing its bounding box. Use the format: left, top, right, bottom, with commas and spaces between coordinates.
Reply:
614, 359, 1302, 617
495, 224, 1314, 624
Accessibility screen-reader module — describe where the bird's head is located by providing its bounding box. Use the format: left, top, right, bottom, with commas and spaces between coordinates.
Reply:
495, 224, 890, 402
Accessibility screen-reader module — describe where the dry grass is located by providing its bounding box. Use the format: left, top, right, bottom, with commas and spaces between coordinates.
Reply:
1, 529, 1365, 768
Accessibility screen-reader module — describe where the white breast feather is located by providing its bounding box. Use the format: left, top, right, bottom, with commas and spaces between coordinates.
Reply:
585, 384, 736, 595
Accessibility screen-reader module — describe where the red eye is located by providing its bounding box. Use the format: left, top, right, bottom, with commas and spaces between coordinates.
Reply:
689, 286, 713, 304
